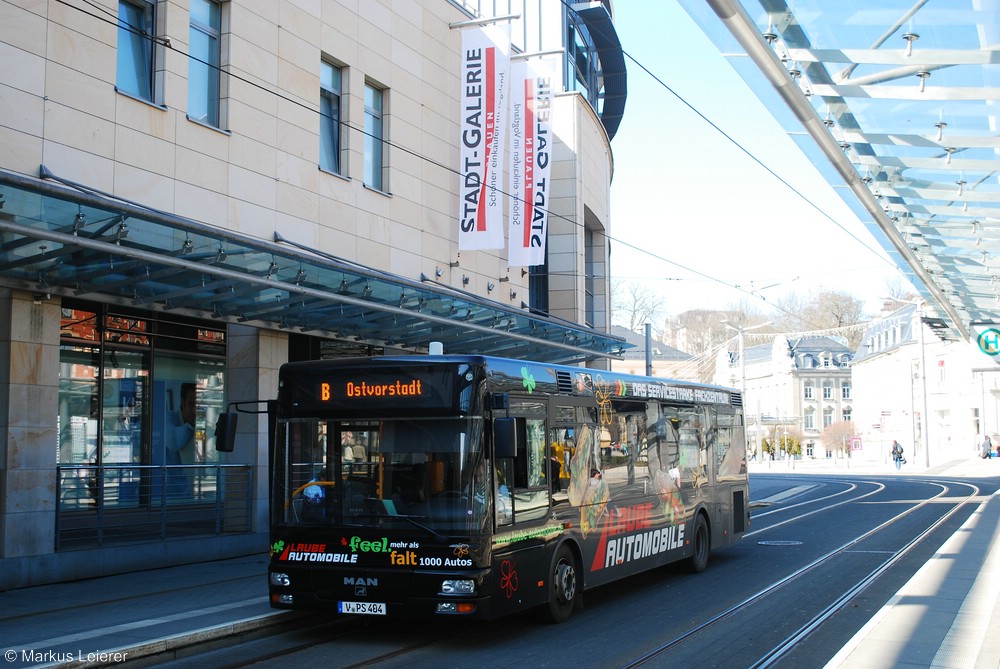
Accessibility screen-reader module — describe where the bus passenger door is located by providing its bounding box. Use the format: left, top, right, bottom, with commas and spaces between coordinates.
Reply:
491, 401, 553, 616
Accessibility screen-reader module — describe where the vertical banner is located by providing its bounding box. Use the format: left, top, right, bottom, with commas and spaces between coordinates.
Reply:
508, 60, 554, 267
459, 25, 510, 251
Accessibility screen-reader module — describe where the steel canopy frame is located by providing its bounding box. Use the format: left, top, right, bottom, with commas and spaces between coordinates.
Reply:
0, 167, 628, 364
690, 0, 1000, 341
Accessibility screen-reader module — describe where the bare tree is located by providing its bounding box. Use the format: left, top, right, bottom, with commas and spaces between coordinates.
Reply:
663, 302, 773, 355
611, 280, 666, 333
883, 277, 910, 302
770, 289, 867, 349
821, 420, 856, 456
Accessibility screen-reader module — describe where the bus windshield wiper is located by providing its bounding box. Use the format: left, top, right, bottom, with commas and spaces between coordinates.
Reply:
377, 506, 448, 543
390, 513, 448, 544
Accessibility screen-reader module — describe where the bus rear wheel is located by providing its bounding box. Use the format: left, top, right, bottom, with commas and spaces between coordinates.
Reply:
544, 544, 579, 623
688, 513, 710, 573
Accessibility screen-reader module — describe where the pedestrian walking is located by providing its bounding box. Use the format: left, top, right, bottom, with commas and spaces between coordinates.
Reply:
890, 440, 905, 470
982, 435, 993, 460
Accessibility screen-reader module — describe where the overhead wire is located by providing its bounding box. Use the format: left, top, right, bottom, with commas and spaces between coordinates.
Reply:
56, 0, 878, 332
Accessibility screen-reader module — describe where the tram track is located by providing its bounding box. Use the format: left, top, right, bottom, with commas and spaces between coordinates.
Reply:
618, 478, 982, 669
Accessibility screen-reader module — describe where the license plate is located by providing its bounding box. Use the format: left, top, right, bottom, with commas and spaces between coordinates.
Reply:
338, 601, 386, 615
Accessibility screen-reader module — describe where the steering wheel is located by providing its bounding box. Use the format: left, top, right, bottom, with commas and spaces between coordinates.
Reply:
285, 480, 337, 509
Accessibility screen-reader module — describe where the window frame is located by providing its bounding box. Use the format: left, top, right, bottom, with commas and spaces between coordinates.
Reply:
187, 0, 223, 127
320, 60, 344, 175
116, 0, 158, 103
364, 82, 386, 191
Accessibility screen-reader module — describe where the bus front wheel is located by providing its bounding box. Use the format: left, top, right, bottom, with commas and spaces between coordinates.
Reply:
544, 544, 580, 623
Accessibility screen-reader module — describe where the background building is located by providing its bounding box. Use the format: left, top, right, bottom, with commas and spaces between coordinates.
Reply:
0, 0, 626, 588
715, 335, 853, 460
606, 324, 693, 378
851, 304, 1000, 467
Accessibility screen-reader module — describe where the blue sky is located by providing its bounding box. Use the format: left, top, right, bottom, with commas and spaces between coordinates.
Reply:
607, 2, 904, 317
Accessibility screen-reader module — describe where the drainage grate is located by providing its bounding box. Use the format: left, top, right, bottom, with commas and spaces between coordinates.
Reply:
757, 540, 803, 546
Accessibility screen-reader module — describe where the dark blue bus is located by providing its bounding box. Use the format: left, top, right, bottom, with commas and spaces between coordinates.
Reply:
266, 354, 748, 622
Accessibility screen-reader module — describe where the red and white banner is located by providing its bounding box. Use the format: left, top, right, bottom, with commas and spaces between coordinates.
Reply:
508, 60, 554, 267
458, 25, 510, 251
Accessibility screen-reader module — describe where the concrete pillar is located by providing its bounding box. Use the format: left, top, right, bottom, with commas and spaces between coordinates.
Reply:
0, 290, 60, 558
225, 324, 286, 533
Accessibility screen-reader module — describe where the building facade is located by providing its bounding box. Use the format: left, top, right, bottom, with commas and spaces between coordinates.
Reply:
851, 304, 1000, 467
715, 335, 854, 459
0, 0, 627, 588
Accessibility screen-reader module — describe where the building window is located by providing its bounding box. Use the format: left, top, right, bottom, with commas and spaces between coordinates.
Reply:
529, 254, 549, 313
804, 382, 814, 400
320, 61, 343, 174
188, 0, 222, 126
804, 413, 815, 429
364, 83, 385, 191
823, 408, 834, 428
564, 11, 601, 114
584, 227, 595, 327
842, 409, 852, 422
842, 381, 851, 399
57, 302, 227, 525
822, 381, 833, 400
117, 0, 157, 102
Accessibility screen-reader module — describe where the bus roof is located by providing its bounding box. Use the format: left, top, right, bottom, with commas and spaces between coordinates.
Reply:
279, 354, 739, 408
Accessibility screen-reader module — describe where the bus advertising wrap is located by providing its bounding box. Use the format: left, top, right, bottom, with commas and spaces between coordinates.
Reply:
508, 60, 553, 267
459, 25, 510, 251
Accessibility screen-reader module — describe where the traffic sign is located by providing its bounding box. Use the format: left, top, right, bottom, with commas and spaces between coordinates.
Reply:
971, 322, 1000, 367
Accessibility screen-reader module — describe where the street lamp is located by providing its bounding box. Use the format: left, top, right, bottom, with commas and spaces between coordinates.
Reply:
883, 297, 931, 468
723, 321, 772, 397
915, 302, 931, 468
723, 320, 771, 464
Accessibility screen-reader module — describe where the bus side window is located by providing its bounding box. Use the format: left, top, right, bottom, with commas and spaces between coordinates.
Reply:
509, 417, 548, 523
495, 459, 513, 526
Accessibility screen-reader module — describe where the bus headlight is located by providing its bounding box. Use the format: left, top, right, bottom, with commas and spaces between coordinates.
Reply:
270, 572, 291, 587
440, 579, 476, 595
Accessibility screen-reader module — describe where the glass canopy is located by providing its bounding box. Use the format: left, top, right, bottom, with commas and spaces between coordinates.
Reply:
681, 0, 1000, 341
0, 167, 627, 364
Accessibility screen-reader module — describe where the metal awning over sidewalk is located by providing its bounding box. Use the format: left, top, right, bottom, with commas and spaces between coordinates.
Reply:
0, 167, 627, 364
684, 0, 1000, 342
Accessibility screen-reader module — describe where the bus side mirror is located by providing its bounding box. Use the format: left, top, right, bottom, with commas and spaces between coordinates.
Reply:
215, 412, 238, 452
494, 417, 517, 458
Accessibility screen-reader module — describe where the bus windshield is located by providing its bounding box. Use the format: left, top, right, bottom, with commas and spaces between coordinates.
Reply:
276, 415, 489, 537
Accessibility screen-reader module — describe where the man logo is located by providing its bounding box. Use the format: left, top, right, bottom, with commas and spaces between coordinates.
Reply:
344, 576, 378, 586
355, 586, 367, 596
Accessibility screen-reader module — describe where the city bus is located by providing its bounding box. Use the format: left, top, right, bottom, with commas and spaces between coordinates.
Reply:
264, 354, 748, 622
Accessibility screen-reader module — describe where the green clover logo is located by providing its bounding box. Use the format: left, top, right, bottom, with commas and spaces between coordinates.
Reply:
521, 366, 536, 393
270, 540, 285, 558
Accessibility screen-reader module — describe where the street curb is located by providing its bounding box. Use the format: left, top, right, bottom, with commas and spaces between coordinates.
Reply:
39, 610, 308, 668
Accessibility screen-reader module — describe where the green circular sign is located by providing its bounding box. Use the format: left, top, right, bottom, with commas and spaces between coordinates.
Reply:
978, 328, 1000, 356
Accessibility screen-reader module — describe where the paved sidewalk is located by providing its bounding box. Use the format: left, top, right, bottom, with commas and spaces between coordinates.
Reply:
0, 553, 298, 668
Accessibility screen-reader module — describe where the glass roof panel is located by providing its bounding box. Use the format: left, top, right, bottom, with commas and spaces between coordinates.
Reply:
679, 0, 1000, 341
